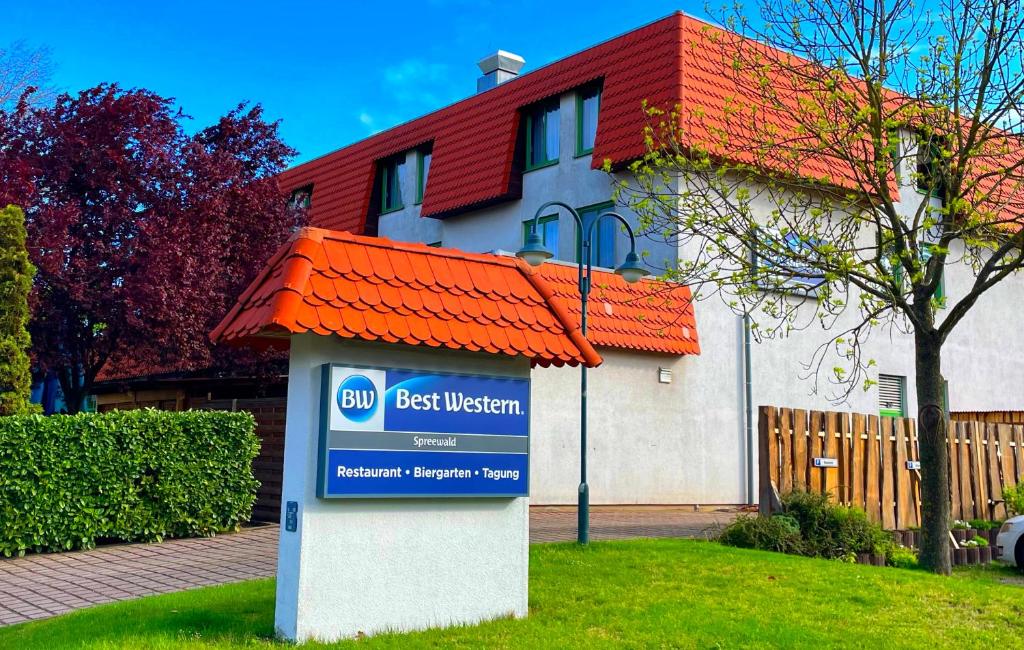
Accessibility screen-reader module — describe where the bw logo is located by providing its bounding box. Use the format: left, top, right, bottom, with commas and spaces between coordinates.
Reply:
337, 374, 378, 423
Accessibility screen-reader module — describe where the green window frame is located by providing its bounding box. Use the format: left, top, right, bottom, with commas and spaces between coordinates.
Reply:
524, 214, 559, 256
380, 156, 405, 214
576, 201, 616, 268
879, 373, 907, 418
525, 101, 560, 171
889, 131, 902, 183
921, 245, 946, 308
575, 87, 600, 157
893, 245, 946, 308
915, 135, 947, 198
415, 149, 431, 205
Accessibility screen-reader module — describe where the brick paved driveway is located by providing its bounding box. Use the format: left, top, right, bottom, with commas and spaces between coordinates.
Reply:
0, 506, 737, 627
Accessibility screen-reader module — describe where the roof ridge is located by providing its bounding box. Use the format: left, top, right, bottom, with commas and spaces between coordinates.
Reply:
517, 262, 603, 368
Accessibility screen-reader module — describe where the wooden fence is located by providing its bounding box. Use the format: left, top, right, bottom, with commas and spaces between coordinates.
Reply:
951, 411, 1024, 425
759, 406, 1024, 529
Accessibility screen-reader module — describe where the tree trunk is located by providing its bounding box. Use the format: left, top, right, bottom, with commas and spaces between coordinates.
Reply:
56, 365, 85, 415
914, 330, 951, 574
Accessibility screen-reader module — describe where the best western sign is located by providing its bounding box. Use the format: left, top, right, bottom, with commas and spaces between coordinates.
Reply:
317, 364, 530, 498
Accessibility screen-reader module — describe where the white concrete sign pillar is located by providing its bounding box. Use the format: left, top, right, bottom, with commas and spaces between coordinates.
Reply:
274, 334, 530, 642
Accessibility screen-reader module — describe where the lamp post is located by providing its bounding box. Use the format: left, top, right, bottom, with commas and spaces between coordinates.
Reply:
517, 200, 647, 544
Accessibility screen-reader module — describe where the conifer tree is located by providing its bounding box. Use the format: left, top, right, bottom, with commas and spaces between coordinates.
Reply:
0, 204, 38, 415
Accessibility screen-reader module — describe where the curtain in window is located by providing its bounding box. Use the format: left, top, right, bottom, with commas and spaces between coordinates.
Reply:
544, 105, 559, 161
417, 152, 431, 202
579, 90, 599, 152
580, 205, 615, 268
383, 159, 405, 211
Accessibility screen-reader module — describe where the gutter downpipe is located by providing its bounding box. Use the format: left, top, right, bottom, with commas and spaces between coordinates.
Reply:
743, 312, 754, 505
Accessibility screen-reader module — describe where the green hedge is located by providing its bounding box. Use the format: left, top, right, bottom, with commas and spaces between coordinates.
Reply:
0, 409, 260, 556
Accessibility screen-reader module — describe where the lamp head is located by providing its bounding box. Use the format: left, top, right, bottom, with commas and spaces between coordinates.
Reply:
516, 231, 553, 267
615, 250, 647, 284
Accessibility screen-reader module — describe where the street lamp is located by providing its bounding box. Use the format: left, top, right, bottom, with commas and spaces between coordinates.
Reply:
516, 200, 648, 544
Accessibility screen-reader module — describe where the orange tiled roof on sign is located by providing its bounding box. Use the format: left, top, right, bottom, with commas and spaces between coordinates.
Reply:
210, 228, 603, 368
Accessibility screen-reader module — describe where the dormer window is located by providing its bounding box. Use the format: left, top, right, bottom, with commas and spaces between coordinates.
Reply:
525, 100, 559, 170
576, 86, 600, 156
289, 185, 313, 209
380, 156, 406, 214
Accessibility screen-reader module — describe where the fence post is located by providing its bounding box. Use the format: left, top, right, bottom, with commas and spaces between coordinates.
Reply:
758, 406, 774, 515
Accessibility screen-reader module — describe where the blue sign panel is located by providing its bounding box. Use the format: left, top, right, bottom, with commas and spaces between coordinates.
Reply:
317, 364, 530, 498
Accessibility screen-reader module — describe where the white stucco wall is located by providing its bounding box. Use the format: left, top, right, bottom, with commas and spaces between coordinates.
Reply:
529, 348, 748, 505
275, 335, 529, 642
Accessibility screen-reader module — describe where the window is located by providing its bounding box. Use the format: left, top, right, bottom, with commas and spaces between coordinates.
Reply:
415, 149, 432, 204
889, 131, 902, 183
891, 244, 946, 307
879, 374, 906, 418
754, 231, 825, 292
576, 87, 600, 156
525, 101, 559, 170
916, 135, 947, 197
523, 214, 559, 256
920, 245, 946, 307
289, 185, 313, 209
380, 157, 405, 213
577, 202, 615, 268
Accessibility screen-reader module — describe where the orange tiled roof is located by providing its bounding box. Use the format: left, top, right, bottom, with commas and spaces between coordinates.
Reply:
210, 228, 603, 368
285, 12, 1024, 233
536, 262, 700, 356
280, 13, 689, 231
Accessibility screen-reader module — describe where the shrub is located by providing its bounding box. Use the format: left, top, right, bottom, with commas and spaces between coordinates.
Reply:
1004, 482, 1024, 517
886, 545, 919, 569
718, 514, 804, 554
781, 489, 890, 558
966, 535, 988, 547
968, 519, 998, 531
0, 409, 259, 556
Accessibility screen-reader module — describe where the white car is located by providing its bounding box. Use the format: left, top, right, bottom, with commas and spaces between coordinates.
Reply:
996, 515, 1024, 571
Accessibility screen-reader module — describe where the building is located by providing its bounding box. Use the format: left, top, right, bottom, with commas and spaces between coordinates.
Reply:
101, 11, 1024, 510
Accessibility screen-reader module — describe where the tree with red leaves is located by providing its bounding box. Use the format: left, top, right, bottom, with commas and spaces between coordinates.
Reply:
0, 84, 303, 412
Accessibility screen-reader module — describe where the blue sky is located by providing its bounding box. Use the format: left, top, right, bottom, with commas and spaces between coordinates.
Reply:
4, 1, 714, 164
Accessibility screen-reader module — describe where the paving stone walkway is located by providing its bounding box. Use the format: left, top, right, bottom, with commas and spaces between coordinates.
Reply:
0, 506, 737, 627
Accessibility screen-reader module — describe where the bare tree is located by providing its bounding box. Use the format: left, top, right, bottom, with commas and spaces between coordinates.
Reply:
620, 0, 1024, 573
0, 40, 55, 110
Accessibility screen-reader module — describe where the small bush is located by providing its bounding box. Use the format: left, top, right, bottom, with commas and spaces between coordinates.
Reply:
0, 409, 259, 556
720, 490, 895, 563
886, 545, 919, 569
968, 519, 998, 531
718, 514, 804, 554
781, 489, 890, 558
1004, 482, 1024, 517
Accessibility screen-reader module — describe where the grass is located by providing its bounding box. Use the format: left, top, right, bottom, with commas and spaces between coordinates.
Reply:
2, 539, 1023, 649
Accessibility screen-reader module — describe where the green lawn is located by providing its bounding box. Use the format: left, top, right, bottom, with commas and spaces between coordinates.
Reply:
2, 539, 1023, 649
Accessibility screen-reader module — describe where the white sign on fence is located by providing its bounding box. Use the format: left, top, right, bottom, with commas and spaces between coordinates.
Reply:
813, 457, 838, 468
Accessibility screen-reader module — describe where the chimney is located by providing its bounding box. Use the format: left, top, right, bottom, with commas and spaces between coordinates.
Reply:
477, 50, 525, 93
